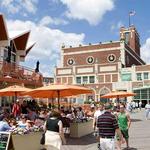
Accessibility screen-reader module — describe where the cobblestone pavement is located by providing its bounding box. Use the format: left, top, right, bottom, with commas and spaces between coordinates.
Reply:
62, 109, 150, 150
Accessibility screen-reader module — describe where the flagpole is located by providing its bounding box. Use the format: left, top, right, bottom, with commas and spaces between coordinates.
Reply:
129, 13, 131, 27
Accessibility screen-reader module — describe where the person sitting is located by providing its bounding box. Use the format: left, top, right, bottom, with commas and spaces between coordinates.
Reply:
77, 107, 87, 122
34, 116, 45, 127
9, 118, 18, 129
0, 116, 11, 131
26, 120, 34, 131
18, 115, 27, 128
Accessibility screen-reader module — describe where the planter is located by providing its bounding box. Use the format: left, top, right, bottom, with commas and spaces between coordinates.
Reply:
12, 132, 43, 150
70, 120, 93, 138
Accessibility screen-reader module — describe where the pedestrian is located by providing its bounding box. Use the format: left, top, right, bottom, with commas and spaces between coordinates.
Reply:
126, 102, 132, 112
117, 104, 131, 149
97, 103, 123, 150
12, 99, 21, 120
135, 102, 139, 111
145, 101, 150, 120
44, 110, 66, 150
93, 104, 104, 138
139, 101, 142, 111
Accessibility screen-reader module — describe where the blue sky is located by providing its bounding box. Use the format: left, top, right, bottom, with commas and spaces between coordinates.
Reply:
0, 0, 150, 76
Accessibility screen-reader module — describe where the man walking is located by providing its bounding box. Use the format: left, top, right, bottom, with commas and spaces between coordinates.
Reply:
97, 103, 123, 150
145, 101, 150, 120
93, 104, 105, 149
117, 104, 131, 149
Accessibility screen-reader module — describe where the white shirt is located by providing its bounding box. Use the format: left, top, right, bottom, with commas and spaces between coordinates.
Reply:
94, 110, 105, 119
139, 102, 142, 106
145, 104, 150, 109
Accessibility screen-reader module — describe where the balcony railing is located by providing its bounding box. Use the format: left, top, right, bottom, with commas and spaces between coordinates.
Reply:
0, 61, 43, 86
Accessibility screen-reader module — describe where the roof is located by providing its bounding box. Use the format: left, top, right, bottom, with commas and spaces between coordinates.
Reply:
12, 31, 30, 50
0, 14, 9, 41
26, 43, 35, 55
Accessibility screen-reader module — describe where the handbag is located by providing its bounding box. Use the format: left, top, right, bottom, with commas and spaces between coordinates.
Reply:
40, 133, 45, 145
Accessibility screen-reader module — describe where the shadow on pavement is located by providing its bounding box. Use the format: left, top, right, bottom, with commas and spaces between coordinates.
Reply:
122, 147, 137, 150
65, 133, 97, 145
131, 119, 142, 122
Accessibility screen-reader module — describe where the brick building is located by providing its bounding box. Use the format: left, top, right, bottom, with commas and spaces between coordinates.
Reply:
55, 25, 149, 103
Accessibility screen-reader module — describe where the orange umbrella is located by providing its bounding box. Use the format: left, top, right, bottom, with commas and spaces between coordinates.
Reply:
0, 85, 31, 97
100, 91, 136, 99
23, 84, 92, 109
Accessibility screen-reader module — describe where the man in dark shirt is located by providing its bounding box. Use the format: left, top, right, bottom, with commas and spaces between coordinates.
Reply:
97, 103, 123, 150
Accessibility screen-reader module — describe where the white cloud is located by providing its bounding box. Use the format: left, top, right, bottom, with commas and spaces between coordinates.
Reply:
111, 21, 124, 31
59, 0, 115, 25
0, 0, 38, 14
7, 19, 85, 76
141, 38, 150, 63
39, 16, 68, 26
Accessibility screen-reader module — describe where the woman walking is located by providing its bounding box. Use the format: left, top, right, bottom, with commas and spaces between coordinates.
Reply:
44, 110, 66, 150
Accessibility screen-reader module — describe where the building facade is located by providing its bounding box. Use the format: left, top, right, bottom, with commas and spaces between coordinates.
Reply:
0, 14, 43, 106
0, 14, 43, 88
55, 25, 150, 103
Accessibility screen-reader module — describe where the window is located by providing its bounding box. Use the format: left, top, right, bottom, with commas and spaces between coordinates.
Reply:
86, 56, 94, 64
4, 49, 8, 60
83, 76, 88, 84
11, 53, 16, 62
144, 72, 149, 80
67, 58, 74, 65
76, 77, 81, 84
121, 73, 131, 81
107, 54, 116, 62
136, 73, 142, 81
89, 76, 95, 83
124, 32, 130, 44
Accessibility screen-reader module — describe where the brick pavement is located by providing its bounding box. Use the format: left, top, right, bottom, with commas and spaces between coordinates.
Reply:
62, 109, 150, 150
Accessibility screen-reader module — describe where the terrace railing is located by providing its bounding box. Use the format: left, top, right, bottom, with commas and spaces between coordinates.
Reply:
0, 61, 43, 87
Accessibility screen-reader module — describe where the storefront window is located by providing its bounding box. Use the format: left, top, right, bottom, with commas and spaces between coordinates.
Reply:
141, 89, 148, 99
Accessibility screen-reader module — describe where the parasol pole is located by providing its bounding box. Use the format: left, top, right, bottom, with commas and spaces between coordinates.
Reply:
57, 90, 60, 110
117, 95, 119, 103
15, 91, 17, 102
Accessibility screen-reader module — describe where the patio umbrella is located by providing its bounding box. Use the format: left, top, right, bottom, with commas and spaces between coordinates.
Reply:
22, 84, 92, 109
0, 85, 31, 98
100, 91, 136, 102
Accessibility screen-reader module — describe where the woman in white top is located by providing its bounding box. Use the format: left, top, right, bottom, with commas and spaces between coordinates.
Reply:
44, 110, 66, 150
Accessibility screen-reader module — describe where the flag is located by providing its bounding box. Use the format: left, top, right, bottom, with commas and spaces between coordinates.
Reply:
129, 11, 136, 16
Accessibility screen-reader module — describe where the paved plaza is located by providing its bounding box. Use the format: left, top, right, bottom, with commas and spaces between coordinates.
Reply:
62, 109, 150, 150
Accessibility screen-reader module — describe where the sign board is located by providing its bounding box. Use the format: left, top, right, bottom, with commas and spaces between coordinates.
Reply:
0, 132, 11, 150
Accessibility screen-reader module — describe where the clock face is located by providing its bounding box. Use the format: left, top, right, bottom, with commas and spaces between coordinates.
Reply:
67, 58, 74, 65
87, 56, 94, 64
108, 54, 116, 62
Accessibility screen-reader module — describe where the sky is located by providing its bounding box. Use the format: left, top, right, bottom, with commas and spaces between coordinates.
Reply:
0, 0, 150, 77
